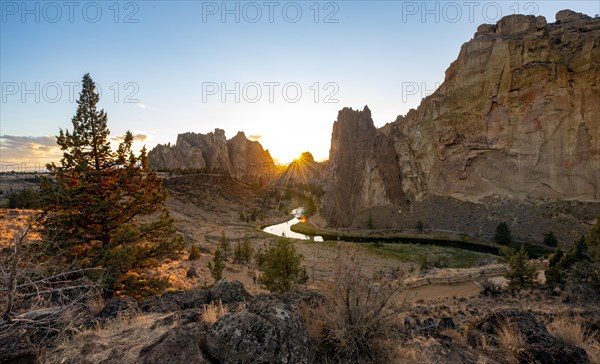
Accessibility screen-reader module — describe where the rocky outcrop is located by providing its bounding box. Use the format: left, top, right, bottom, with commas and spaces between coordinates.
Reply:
468, 308, 589, 363
227, 132, 276, 180
206, 295, 313, 363
209, 279, 251, 304
276, 151, 329, 188
323, 106, 405, 227
148, 129, 275, 181
323, 11, 600, 229
139, 323, 209, 364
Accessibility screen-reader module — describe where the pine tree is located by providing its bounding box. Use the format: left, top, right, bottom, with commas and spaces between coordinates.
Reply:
494, 222, 512, 245
208, 249, 225, 282
40, 73, 184, 295
219, 231, 230, 261
504, 245, 538, 290
257, 238, 303, 293
543, 231, 558, 247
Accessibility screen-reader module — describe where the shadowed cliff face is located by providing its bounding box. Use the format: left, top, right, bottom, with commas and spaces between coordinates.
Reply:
323, 10, 600, 228
322, 106, 405, 227
148, 130, 274, 180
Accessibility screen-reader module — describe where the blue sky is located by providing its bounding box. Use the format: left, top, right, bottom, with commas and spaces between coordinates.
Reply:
1, 1, 599, 168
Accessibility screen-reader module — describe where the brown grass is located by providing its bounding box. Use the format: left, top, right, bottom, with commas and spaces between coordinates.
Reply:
43, 312, 177, 364
87, 294, 106, 316
499, 322, 525, 350
202, 300, 228, 325
549, 316, 600, 364
300, 247, 405, 363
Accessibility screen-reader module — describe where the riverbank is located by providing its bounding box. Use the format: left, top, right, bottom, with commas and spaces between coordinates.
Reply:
290, 221, 554, 258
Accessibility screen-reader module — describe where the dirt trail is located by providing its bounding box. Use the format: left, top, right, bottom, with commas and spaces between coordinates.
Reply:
399, 281, 480, 302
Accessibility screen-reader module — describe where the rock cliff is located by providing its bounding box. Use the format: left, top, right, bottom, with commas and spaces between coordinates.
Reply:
148, 129, 275, 181
276, 151, 329, 188
323, 11, 600, 232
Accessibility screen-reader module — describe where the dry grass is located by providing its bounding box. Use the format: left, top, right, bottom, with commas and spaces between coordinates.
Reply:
498, 322, 525, 351
87, 294, 106, 316
549, 316, 600, 363
202, 300, 228, 325
300, 247, 405, 363
43, 312, 177, 364
441, 328, 467, 346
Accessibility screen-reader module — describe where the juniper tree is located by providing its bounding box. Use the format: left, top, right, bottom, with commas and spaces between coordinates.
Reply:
494, 222, 512, 245
40, 73, 184, 295
208, 249, 225, 281
505, 245, 538, 290
257, 238, 303, 293
543, 231, 558, 247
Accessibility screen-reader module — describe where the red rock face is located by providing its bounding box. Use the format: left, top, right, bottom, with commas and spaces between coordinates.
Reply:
323, 10, 600, 227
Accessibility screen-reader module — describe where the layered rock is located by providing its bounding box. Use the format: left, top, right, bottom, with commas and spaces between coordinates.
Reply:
323, 11, 600, 229
148, 129, 275, 181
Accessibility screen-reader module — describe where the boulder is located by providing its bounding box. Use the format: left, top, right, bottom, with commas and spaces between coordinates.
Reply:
209, 279, 251, 304
206, 296, 312, 363
468, 308, 589, 363
139, 323, 209, 364
0, 328, 37, 364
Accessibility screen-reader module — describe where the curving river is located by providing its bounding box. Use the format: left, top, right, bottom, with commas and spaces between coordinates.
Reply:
262, 208, 324, 241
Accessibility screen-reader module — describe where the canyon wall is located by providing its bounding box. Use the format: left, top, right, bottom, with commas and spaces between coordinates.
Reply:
323, 10, 600, 229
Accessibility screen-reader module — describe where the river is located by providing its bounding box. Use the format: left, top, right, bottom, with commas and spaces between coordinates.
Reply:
262, 208, 324, 241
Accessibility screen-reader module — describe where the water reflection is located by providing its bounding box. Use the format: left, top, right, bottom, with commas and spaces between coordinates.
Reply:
263, 208, 324, 242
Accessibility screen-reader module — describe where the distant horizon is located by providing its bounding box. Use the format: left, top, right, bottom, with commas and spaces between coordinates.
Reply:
2, 2, 599, 168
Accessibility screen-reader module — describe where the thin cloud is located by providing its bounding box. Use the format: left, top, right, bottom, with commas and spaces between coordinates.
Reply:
0, 135, 61, 163
137, 103, 147, 109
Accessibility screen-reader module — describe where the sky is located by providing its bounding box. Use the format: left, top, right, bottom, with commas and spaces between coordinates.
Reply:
1, 1, 599, 170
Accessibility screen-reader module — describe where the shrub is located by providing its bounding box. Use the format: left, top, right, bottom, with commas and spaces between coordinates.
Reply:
415, 220, 425, 233
504, 246, 538, 290
479, 278, 503, 296
548, 316, 600, 360
494, 222, 512, 245
257, 238, 303, 293
8, 188, 41, 209
300, 249, 404, 363
545, 249, 565, 288
188, 244, 201, 261
202, 300, 228, 325
543, 231, 559, 247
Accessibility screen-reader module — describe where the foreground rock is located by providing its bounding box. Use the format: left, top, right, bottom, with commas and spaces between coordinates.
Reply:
209, 279, 252, 304
139, 323, 209, 364
468, 308, 589, 363
206, 295, 313, 363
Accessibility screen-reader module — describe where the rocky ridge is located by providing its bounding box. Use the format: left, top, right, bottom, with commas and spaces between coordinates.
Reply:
323, 10, 600, 231
148, 130, 275, 181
